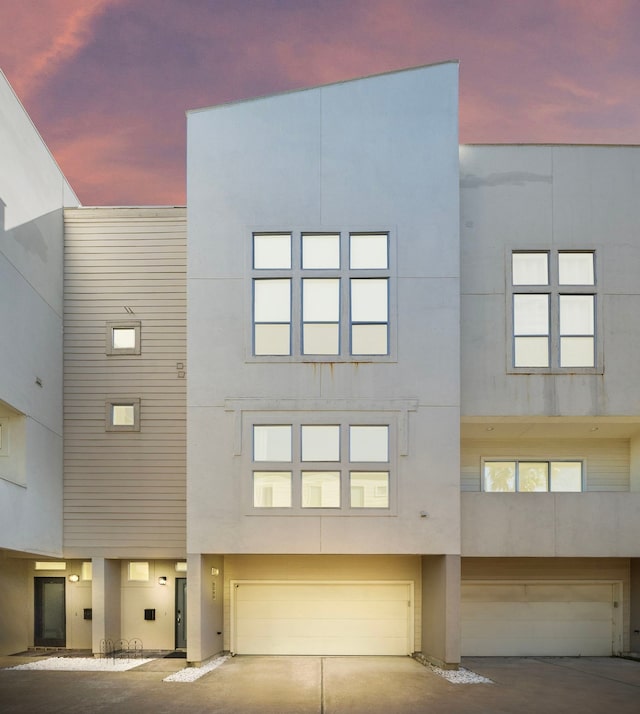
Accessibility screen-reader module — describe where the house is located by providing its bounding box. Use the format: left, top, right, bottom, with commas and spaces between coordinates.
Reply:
1, 61, 639, 667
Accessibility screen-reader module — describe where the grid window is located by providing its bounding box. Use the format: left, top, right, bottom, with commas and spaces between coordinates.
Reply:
252, 231, 391, 359
251, 421, 391, 510
483, 460, 583, 492
511, 250, 596, 370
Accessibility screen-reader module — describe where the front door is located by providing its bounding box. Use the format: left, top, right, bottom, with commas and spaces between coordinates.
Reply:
34, 577, 66, 647
175, 578, 187, 649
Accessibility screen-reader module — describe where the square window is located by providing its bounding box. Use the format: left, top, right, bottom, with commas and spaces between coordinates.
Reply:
349, 425, 388, 462
350, 472, 389, 508
128, 562, 149, 581
558, 252, 594, 285
106, 321, 141, 355
550, 462, 582, 491
302, 471, 340, 507
301, 425, 340, 461
302, 234, 340, 269
350, 233, 388, 269
253, 425, 292, 462
518, 462, 549, 491
512, 252, 548, 285
254, 233, 291, 269
483, 462, 516, 492
253, 471, 292, 507
105, 399, 140, 432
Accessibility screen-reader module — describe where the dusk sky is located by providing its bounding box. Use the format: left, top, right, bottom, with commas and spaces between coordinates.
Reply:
1, 0, 638, 205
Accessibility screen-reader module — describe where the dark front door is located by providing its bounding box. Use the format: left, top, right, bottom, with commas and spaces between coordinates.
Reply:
175, 577, 187, 649
34, 577, 66, 647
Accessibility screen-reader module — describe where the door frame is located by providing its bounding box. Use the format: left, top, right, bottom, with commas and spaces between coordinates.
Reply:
34, 577, 66, 647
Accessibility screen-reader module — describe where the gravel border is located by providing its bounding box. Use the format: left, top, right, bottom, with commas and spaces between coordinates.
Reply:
7, 657, 153, 672
163, 654, 230, 682
412, 654, 493, 684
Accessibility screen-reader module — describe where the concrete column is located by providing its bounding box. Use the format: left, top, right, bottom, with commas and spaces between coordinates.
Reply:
91, 558, 121, 655
186, 553, 224, 665
421, 554, 460, 668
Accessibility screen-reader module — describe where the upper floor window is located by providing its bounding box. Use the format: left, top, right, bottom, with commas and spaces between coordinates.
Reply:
252, 422, 390, 511
483, 459, 583, 492
106, 321, 141, 355
510, 251, 597, 371
105, 398, 140, 432
252, 231, 391, 359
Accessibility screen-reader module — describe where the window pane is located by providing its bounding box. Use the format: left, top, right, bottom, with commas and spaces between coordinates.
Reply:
559, 252, 594, 285
518, 462, 549, 492
512, 253, 548, 285
484, 462, 516, 492
351, 325, 388, 355
302, 471, 340, 507
253, 425, 292, 461
350, 234, 388, 269
254, 279, 290, 321
351, 279, 388, 321
350, 426, 388, 462
350, 472, 389, 508
560, 337, 594, 367
303, 279, 339, 321
112, 328, 136, 349
303, 324, 339, 355
253, 472, 291, 507
128, 562, 149, 581
254, 324, 290, 355
560, 295, 594, 335
112, 405, 134, 425
302, 234, 340, 269
514, 336, 549, 367
254, 234, 291, 269
513, 294, 549, 334
301, 425, 340, 461
551, 462, 582, 492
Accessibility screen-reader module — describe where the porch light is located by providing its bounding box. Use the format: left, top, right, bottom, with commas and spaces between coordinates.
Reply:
68, 574, 80, 582
158, 576, 168, 585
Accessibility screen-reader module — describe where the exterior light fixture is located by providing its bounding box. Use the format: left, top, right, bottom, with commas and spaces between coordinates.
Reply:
158, 576, 168, 585
68, 574, 80, 582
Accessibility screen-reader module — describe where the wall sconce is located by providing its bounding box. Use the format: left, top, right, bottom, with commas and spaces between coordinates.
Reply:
158, 576, 167, 586
68, 574, 80, 582
211, 568, 219, 576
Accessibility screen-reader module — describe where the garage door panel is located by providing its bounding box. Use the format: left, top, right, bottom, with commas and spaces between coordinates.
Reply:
233, 582, 412, 655
462, 582, 615, 656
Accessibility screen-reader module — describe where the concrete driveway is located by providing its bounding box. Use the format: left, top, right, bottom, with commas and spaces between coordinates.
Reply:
1, 654, 639, 713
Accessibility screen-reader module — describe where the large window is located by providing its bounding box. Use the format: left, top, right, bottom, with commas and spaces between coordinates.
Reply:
511, 251, 596, 370
252, 423, 390, 510
252, 232, 391, 359
483, 459, 583, 492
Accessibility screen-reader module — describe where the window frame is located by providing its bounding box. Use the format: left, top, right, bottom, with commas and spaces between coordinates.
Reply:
105, 321, 141, 356
481, 457, 585, 492
105, 398, 141, 432
508, 249, 601, 374
245, 413, 396, 515
248, 228, 396, 363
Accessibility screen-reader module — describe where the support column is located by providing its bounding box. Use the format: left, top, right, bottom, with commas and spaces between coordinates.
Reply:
186, 553, 224, 666
421, 554, 460, 669
91, 558, 121, 656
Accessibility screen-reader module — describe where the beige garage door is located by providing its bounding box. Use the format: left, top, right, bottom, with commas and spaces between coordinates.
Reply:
461, 582, 617, 656
232, 581, 413, 655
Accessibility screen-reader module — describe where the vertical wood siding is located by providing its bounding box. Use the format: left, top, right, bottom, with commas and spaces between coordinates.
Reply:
63, 208, 186, 556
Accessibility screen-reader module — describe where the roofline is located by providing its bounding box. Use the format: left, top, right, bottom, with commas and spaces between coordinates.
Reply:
186, 60, 459, 115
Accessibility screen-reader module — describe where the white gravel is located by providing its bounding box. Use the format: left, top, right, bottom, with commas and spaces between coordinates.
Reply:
8, 657, 153, 672
428, 663, 493, 684
163, 654, 229, 682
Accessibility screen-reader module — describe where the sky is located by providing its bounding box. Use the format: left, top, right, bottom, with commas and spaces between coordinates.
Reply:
1, 0, 638, 206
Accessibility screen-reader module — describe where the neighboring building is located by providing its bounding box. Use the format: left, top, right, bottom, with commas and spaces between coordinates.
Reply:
1, 62, 639, 666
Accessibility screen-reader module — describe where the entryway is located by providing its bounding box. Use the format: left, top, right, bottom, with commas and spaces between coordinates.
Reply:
34, 577, 66, 647
175, 577, 187, 649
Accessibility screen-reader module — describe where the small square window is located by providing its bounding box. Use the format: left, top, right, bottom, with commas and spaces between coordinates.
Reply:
483, 462, 516, 492
349, 426, 388, 462
302, 471, 340, 507
512, 252, 549, 285
302, 233, 340, 269
350, 234, 388, 269
301, 425, 340, 461
558, 252, 594, 285
106, 321, 141, 355
253, 425, 292, 462
350, 472, 389, 508
128, 562, 149, 581
105, 398, 140, 432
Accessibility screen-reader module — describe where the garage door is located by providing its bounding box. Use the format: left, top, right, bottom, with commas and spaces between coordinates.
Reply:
461, 582, 618, 656
232, 581, 413, 655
